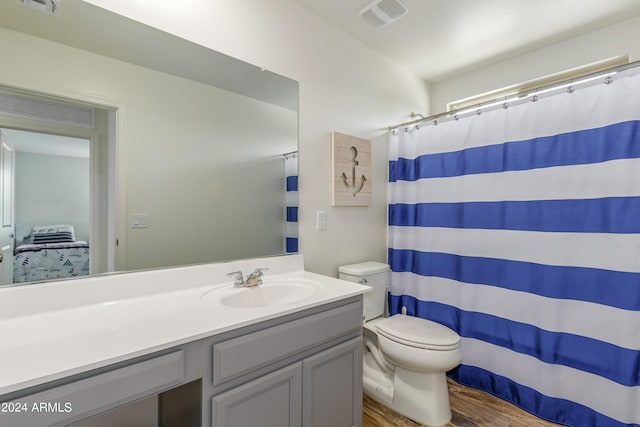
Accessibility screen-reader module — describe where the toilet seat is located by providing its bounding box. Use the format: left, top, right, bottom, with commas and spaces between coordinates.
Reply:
376, 314, 460, 351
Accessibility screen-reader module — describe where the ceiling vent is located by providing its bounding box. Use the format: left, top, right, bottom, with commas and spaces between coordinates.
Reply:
359, 0, 408, 29
16, 0, 60, 16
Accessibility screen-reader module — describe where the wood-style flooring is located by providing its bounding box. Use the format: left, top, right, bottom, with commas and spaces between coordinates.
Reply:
363, 379, 563, 427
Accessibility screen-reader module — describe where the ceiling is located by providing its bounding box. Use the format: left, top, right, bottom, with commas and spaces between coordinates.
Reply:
291, 0, 640, 82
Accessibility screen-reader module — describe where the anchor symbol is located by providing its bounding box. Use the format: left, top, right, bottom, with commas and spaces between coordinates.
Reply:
341, 146, 367, 196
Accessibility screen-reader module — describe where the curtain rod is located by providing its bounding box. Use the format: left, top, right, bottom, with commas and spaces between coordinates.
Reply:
388, 60, 640, 131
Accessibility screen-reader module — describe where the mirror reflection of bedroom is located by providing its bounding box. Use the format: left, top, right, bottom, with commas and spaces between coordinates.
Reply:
1, 129, 90, 285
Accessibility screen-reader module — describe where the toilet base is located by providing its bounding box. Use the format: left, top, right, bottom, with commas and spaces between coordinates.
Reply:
364, 365, 452, 427
392, 367, 452, 426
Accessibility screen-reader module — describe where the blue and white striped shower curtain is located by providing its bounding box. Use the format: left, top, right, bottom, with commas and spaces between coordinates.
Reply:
388, 68, 640, 427
284, 153, 298, 253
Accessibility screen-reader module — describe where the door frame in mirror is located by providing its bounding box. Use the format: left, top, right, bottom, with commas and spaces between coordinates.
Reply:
0, 86, 121, 284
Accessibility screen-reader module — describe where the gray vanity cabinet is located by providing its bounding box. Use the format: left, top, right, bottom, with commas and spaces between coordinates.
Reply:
0, 296, 363, 427
211, 362, 303, 427
210, 337, 362, 427
206, 297, 364, 427
303, 338, 362, 427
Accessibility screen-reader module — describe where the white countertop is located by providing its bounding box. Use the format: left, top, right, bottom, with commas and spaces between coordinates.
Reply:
0, 254, 369, 396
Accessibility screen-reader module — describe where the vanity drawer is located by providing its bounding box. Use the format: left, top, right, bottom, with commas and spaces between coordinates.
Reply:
1, 350, 184, 427
212, 301, 361, 386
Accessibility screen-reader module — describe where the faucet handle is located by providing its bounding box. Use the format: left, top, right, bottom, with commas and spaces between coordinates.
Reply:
252, 267, 269, 276
227, 271, 245, 287
245, 267, 269, 287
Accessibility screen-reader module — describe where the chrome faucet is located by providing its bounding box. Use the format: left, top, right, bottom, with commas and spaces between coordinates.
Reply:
227, 268, 269, 288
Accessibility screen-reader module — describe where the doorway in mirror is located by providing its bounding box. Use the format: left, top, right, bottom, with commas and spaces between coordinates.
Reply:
6, 129, 91, 284
0, 87, 115, 287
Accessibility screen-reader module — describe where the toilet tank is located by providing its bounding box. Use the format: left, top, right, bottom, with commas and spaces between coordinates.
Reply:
338, 261, 390, 321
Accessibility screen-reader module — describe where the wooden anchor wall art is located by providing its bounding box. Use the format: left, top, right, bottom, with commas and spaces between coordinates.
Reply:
331, 131, 371, 206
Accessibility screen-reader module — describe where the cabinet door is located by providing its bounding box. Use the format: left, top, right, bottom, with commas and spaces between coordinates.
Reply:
302, 337, 363, 427
211, 362, 302, 427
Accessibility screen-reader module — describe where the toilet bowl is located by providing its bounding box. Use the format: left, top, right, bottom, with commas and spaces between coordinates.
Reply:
339, 262, 462, 427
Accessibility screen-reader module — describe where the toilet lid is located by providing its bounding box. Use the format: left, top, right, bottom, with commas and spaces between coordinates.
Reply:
376, 314, 460, 350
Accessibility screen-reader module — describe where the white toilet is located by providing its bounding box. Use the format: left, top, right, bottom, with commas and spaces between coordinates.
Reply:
339, 262, 462, 427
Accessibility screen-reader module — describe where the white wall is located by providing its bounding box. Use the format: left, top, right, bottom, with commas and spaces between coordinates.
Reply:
430, 15, 640, 113
81, 0, 429, 276
15, 152, 90, 243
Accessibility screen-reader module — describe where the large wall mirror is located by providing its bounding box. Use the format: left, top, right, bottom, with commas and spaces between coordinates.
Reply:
0, 0, 299, 287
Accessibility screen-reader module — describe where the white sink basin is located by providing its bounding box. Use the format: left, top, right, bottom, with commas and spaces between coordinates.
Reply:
201, 278, 323, 308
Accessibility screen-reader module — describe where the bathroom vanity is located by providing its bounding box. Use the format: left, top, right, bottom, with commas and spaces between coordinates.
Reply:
0, 255, 367, 427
